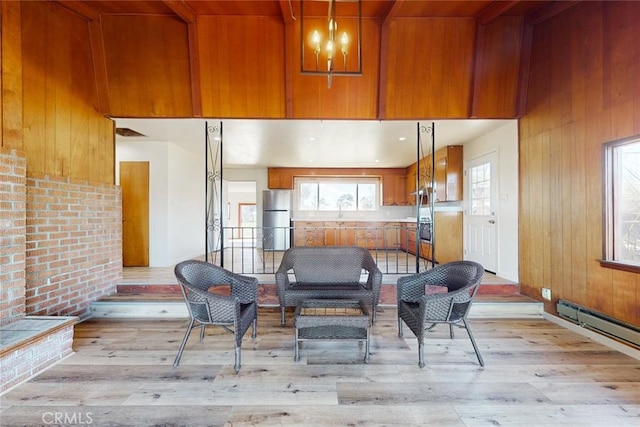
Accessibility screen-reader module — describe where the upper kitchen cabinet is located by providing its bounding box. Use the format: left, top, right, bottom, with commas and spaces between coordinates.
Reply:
405, 145, 463, 204
267, 168, 294, 190
382, 173, 408, 206
434, 145, 463, 202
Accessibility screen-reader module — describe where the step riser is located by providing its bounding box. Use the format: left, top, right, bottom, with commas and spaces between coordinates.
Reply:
91, 301, 543, 320
117, 283, 519, 295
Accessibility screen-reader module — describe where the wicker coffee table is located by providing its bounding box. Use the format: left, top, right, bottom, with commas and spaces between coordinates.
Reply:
294, 299, 371, 363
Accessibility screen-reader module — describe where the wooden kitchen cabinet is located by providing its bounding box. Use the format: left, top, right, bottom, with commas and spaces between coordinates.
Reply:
405, 145, 462, 204
267, 168, 294, 189
431, 211, 463, 263
382, 174, 408, 206
400, 212, 461, 264
405, 228, 432, 259
406, 228, 418, 255
354, 222, 385, 249
324, 222, 355, 246
405, 164, 417, 205
421, 241, 433, 260
293, 222, 325, 246
384, 222, 403, 249
294, 221, 412, 250
434, 145, 463, 202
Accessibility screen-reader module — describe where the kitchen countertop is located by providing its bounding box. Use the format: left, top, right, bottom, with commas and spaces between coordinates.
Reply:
291, 218, 420, 223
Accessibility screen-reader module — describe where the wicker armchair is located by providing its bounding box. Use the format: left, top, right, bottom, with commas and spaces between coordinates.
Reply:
173, 260, 258, 373
397, 261, 485, 367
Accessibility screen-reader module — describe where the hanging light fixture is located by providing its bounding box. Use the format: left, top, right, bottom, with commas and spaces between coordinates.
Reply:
300, 0, 362, 88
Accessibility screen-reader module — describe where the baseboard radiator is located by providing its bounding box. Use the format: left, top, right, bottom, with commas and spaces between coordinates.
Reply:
557, 299, 640, 349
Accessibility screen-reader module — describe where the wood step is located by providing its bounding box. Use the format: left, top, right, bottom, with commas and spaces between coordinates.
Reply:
117, 282, 520, 296
91, 292, 543, 320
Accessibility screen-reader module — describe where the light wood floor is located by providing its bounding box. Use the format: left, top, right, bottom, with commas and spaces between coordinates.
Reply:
1, 308, 639, 426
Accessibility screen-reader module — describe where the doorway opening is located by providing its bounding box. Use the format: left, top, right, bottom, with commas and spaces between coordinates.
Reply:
227, 181, 257, 248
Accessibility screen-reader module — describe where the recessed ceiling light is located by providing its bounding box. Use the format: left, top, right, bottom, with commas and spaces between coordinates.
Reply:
399, 137, 406, 141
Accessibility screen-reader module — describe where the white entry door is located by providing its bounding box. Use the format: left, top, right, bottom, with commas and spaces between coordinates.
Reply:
465, 152, 498, 272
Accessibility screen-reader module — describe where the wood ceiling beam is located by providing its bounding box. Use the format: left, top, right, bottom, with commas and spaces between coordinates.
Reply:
279, 0, 297, 25
516, 1, 581, 116
52, 0, 99, 21
516, 22, 533, 118
52, 1, 111, 114
163, 0, 196, 23
279, 0, 297, 118
381, 0, 405, 26
526, 0, 581, 25
163, 1, 202, 117
477, 1, 522, 25
88, 18, 111, 115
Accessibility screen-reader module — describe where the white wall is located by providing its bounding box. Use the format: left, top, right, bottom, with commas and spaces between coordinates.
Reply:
116, 139, 204, 266
167, 141, 206, 264
463, 120, 519, 282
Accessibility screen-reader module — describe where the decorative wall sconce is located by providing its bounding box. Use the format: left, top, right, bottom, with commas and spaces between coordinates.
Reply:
300, 0, 362, 88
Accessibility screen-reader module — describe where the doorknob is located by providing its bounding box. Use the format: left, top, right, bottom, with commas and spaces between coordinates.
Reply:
488, 219, 495, 224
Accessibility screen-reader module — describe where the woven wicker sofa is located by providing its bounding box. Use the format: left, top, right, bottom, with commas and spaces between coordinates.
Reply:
275, 246, 382, 326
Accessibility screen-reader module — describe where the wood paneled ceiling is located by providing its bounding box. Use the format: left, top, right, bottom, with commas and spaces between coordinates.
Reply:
53, 0, 578, 168
61, 0, 554, 20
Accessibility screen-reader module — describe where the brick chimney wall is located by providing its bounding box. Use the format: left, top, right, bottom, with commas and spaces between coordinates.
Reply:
24, 174, 122, 317
0, 148, 27, 326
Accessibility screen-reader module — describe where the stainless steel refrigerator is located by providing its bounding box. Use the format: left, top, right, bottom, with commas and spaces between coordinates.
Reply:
262, 190, 291, 250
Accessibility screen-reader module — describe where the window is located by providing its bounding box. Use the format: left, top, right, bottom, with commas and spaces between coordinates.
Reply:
469, 161, 492, 215
297, 177, 378, 212
604, 137, 640, 269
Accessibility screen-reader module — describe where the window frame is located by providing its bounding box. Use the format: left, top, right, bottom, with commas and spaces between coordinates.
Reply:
295, 176, 380, 212
601, 135, 640, 273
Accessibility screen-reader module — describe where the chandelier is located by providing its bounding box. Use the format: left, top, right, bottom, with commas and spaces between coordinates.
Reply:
300, 0, 362, 88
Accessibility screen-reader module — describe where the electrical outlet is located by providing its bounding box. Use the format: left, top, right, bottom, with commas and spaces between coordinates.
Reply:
541, 287, 552, 301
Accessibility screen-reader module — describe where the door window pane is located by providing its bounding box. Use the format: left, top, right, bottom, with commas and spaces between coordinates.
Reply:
469, 162, 491, 215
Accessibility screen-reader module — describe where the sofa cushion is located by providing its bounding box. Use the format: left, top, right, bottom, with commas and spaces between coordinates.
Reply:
291, 251, 364, 284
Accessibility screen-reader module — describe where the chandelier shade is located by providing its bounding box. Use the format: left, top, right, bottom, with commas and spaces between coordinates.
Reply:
300, 0, 362, 87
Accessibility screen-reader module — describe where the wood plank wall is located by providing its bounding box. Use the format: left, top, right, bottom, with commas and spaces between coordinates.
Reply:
472, 16, 523, 118
2, 1, 115, 184
519, 1, 640, 325
198, 16, 286, 118
102, 15, 193, 118
289, 18, 381, 119
2, 1, 533, 184
1, 1, 24, 149
382, 18, 476, 119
